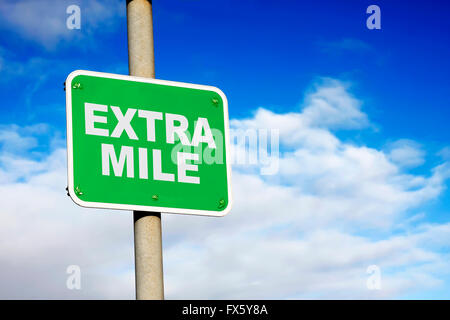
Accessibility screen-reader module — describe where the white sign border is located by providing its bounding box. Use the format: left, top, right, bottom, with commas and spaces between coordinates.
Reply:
66, 70, 232, 217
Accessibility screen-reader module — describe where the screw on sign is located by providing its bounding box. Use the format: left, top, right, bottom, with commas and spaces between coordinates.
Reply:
65, 70, 232, 217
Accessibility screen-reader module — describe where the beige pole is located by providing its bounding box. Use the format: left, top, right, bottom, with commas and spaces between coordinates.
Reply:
126, 0, 164, 300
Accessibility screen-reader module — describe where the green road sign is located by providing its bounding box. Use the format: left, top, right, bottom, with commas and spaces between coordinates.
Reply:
65, 70, 232, 216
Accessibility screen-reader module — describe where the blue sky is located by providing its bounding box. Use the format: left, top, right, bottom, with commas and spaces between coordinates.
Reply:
0, 0, 450, 299
2, 0, 450, 138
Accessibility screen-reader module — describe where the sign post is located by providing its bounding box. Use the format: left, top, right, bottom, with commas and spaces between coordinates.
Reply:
65, 0, 231, 300
127, 0, 163, 300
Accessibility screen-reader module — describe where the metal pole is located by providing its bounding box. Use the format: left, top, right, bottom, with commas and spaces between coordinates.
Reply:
126, 0, 164, 300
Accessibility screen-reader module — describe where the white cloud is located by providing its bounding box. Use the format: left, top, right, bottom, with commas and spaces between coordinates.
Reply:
438, 146, 450, 160
0, 124, 48, 152
0, 79, 449, 299
163, 79, 450, 298
0, 0, 125, 49
386, 139, 426, 168
0, 147, 135, 299
301, 79, 369, 129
